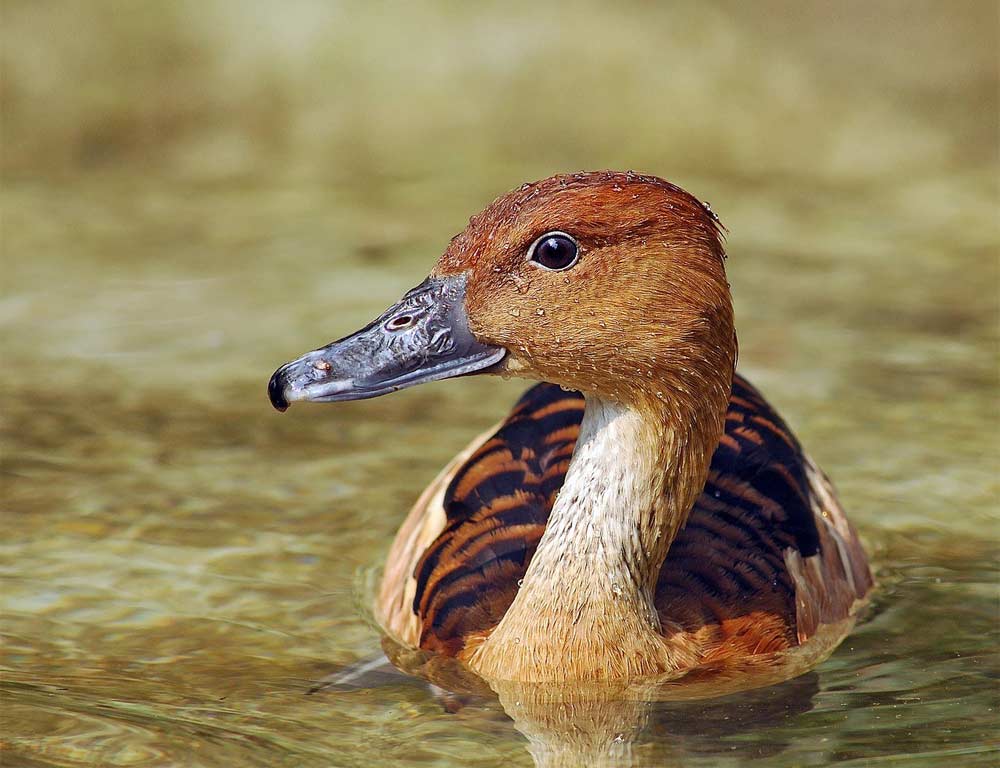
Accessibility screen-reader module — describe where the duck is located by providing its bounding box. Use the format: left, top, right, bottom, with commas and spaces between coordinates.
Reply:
268, 171, 872, 685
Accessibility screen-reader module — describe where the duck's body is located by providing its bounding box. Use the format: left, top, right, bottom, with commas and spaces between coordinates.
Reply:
270, 171, 872, 684
377, 375, 870, 682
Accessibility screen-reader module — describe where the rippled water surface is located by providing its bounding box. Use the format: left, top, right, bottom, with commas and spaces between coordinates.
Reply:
2, 2, 998, 766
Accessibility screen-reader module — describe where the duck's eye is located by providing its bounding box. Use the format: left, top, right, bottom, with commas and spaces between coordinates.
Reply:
528, 231, 579, 271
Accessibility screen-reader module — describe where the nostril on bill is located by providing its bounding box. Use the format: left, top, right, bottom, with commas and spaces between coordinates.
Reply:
386, 314, 414, 331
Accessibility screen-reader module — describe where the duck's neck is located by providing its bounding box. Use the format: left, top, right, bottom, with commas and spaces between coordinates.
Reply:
469, 389, 725, 682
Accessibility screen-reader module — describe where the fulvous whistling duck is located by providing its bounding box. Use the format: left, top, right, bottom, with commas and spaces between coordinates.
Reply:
268, 171, 872, 684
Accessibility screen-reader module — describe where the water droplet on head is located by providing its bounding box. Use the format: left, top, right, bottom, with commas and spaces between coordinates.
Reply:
536, 308, 545, 316
509, 308, 520, 317
702, 200, 720, 222
510, 272, 529, 294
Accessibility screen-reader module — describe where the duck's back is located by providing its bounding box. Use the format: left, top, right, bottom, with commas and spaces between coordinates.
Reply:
376, 374, 872, 661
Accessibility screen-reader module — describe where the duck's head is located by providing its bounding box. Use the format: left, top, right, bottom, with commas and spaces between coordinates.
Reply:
269, 171, 735, 411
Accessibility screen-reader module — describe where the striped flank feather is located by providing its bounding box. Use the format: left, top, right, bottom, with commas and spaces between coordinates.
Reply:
407, 374, 870, 656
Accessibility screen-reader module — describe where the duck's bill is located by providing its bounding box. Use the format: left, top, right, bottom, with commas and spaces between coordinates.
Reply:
267, 274, 505, 412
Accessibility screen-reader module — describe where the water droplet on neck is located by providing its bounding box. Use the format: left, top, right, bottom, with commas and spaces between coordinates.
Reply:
535, 308, 545, 316
509, 308, 520, 317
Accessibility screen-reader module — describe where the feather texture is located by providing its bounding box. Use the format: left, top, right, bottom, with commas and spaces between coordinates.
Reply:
377, 374, 871, 665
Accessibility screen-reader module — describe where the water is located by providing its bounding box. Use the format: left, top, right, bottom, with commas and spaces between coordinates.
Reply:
2, 2, 997, 766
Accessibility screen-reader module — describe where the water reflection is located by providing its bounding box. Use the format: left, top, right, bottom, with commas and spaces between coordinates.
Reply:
496, 675, 820, 767
318, 642, 825, 767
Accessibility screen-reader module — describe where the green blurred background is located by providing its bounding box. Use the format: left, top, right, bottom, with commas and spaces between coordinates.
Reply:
2, 2, 998, 766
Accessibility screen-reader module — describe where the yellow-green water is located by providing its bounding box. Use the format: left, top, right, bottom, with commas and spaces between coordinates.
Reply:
2, 2, 998, 766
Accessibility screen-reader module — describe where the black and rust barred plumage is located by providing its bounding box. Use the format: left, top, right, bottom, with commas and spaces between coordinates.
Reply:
411, 374, 860, 655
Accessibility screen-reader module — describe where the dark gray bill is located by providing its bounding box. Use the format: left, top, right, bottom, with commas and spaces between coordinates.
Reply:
268, 274, 505, 411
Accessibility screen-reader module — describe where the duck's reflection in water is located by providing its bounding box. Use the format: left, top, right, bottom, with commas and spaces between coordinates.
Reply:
491, 674, 818, 767
317, 641, 820, 767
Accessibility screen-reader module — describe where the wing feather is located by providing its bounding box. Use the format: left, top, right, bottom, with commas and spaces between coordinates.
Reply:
377, 374, 872, 657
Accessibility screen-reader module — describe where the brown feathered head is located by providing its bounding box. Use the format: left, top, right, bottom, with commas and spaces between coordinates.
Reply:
269, 171, 735, 410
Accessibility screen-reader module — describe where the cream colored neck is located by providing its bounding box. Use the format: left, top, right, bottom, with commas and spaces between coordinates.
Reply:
469, 394, 708, 682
